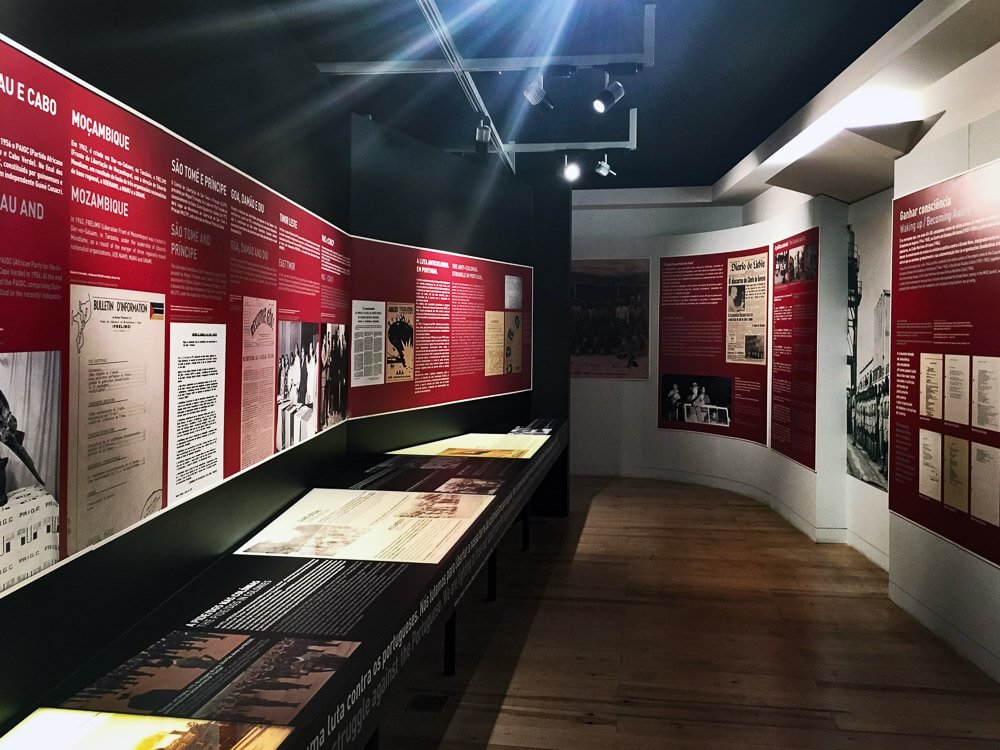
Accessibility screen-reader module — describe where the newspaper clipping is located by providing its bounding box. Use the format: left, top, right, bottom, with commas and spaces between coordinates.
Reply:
725, 252, 767, 365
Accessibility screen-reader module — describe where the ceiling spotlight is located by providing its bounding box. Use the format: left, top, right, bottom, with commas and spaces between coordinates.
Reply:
562, 154, 581, 183
523, 74, 554, 111
593, 72, 625, 114
475, 119, 491, 144
474, 118, 490, 155
595, 154, 616, 177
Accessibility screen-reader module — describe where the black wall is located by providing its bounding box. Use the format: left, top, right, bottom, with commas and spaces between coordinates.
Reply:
0, 0, 356, 731
348, 115, 537, 454
0, 0, 351, 226
529, 186, 572, 420
0, 5, 570, 732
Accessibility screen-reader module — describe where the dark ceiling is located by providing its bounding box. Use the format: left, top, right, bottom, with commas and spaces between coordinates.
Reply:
271, 0, 925, 190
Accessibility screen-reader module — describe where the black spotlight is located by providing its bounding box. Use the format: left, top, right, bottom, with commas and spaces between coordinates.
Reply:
475, 118, 491, 155
593, 79, 625, 113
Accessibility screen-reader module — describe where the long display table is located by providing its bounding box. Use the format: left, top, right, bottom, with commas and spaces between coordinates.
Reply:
0, 422, 567, 750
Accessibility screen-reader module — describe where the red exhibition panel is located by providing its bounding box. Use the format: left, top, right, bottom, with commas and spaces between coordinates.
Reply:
0, 32, 532, 593
891, 161, 1000, 565
272, 200, 338, 453
0, 41, 69, 573
770, 227, 819, 469
165, 143, 232, 324
349, 237, 532, 417
0, 36, 354, 585
658, 248, 769, 444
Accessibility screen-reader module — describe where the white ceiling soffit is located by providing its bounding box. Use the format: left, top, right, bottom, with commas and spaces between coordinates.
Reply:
765, 113, 944, 204
712, 0, 1000, 205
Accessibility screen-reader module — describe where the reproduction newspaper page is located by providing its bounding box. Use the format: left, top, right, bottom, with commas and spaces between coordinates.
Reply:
918, 428, 942, 501
351, 300, 385, 387
168, 323, 225, 506
240, 296, 276, 470
943, 354, 970, 425
0, 709, 291, 750
237, 488, 495, 564
390, 432, 549, 460
725, 251, 768, 365
943, 435, 970, 511
971, 442, 1000, 525
484, 311, 504, 376
67, 284, 165, 554
920, 352, 943, 419
972, 355, 1000, 431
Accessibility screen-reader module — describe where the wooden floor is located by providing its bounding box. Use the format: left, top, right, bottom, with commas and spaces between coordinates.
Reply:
378, 477, 1000, 749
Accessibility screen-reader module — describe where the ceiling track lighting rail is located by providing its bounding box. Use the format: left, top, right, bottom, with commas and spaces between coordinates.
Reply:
316, 4, 655, 77
448, 108, 637, 164
505, 107, 638, 153
414, 0, 514, 172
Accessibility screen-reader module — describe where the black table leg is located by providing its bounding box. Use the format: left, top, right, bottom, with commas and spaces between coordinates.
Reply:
487, 549, 498, 602
443, 610, 456, 676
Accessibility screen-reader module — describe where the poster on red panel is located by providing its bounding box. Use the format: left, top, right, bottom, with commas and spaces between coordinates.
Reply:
657, 248, 768, 444
771, 227, 819, 469
891, 160, 1000, 566
349, 238, 532, 417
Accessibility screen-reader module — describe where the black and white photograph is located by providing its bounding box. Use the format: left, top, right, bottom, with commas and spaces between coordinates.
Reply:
65, 630, 359, 726
0, 350, 61, 592
847, 221, 890, 490
570, 258, 649, 379
435, 477, 503, 495
398, 492, 482, 519
744, 334, 766, 360
276, 321, 320, 451
660, 374, 732, 427
319, 323, 349, 430
727, 283, 746, 313
775, 242, 818, 285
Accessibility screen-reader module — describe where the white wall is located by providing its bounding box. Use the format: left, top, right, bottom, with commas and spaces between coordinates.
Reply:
572, 204, 742, 258
568, 29, 1000, 685
889, 95, 1000, 682
844, 189, 893, 569
570, 196, 849, 541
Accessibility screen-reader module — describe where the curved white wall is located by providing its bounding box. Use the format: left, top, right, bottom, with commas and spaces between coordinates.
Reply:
570, 30, 1000, 686
571, 196, 849, 541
